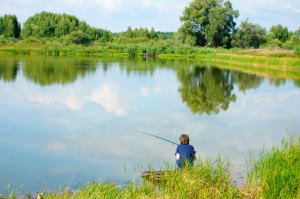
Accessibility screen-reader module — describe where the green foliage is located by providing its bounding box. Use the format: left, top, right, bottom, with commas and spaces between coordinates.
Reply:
63, 30, 91, 45
268, 24, 291, 43
294, 46, 300, 55
232, 20, 266, 48
118, 26, 158, 40
156, 31, 174, 40
248, 136, 300, 199
290, 35, 300, 46
22, 11, 112, 42
178, 0, 239, 48
0, 15, 21, 38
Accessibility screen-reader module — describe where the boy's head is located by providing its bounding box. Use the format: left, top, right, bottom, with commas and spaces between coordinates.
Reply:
179, 134, 189, 145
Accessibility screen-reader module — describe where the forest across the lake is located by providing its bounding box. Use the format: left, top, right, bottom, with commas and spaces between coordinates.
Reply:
0, 0, 300, 61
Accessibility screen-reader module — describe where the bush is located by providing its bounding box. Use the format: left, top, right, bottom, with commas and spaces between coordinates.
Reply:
294, 46, 300, 55
265, 39, 283, 48
63, 31, 91, 45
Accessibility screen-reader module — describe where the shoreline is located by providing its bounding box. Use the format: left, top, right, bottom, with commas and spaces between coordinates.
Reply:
1, 136, 299, 199
1, 48, 300, 83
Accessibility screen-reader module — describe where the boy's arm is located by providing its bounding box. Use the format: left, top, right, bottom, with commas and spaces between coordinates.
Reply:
175, 145, 180, 160
193, 151, 196, 160
192, 146, 196, 160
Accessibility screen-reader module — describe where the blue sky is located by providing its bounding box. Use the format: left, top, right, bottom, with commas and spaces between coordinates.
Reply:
1, 0, 299, 32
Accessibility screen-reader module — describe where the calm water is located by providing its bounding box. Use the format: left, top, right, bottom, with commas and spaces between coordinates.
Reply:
0, 55, 300, 193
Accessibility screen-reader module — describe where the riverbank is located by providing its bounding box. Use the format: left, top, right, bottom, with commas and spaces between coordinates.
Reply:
1, 136, 299, 199
1, 41, 300, 72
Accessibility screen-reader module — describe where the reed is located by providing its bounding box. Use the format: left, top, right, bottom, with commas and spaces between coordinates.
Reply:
247, 136, 300, 199
40, 157, 239, 199
1, 136, 299, 199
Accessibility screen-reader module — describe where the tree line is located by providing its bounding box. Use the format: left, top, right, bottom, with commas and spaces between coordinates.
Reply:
0, 0, 299, 49
177, 0, 300, 49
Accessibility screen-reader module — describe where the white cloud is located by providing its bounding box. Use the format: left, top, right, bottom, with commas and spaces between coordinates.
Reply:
29, 91, 84, 111
88, 83, 132, 116
94, 0, 124, 11
140, 87, 149, 97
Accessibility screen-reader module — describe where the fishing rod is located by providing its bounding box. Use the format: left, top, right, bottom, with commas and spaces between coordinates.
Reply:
135, 130, 178, 146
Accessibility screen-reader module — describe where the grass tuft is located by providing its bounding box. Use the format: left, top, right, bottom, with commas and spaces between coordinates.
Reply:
247, 136, 300, 199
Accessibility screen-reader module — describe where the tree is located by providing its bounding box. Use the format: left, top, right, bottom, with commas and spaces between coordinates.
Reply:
268, 25, 290, 43
0, 15, 21, 38
178, 0, 239, 47
232, 20, 266, 48
119, 27, 158, 39
149, 27, 158, 39
289, 27, 300, 46
22, 11, 110, 42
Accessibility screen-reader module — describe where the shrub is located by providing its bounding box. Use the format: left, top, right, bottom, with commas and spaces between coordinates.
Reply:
294, 46, 300, 55
63, 31, 91, 45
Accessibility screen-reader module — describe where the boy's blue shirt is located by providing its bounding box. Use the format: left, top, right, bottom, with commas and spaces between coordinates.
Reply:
175, 144, 195, 163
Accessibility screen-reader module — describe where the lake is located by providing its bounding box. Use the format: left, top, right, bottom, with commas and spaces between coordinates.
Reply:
0, 54, 300, 194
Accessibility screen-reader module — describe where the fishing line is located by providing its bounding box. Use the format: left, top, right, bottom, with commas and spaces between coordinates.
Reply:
135, 130, 178, 146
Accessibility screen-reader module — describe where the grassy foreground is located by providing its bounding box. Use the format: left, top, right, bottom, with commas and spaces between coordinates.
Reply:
2, 136, 299, 199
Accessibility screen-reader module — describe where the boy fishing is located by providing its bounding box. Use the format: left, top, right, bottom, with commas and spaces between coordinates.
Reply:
175, 134, 196, 168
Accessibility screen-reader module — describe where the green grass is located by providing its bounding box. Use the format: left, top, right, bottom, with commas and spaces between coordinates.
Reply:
1, 39, 300, 74
201, 53, 300, 68
40, 158, 240, 199
247, 136, 300, 199
1, 136, 299, 199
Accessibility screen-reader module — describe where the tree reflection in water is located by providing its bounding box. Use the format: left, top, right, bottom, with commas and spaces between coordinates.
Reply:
177, 66, 237, 114
1, 55, 299, 115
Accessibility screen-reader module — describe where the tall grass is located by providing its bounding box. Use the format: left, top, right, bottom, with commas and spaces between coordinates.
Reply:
247, 136, 300, 199
0, 185, 17, 199
40, 158, 239, 199
2, 136, 299, 199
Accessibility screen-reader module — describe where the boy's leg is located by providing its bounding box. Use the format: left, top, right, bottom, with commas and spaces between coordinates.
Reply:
176, 160, 182, 168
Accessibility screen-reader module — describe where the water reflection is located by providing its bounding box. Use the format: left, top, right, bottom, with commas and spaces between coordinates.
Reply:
177, 67, 236, 114
233, 71, 263, 92
22, 56, 97, 86
0, 54, 300, 193
1, 55, 300, 115
0, 57, 20, 82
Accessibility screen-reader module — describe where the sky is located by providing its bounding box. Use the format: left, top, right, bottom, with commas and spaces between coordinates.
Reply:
0, 0, 299, 32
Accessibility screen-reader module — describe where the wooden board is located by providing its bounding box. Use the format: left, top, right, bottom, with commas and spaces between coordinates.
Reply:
142, 170, 174, 184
